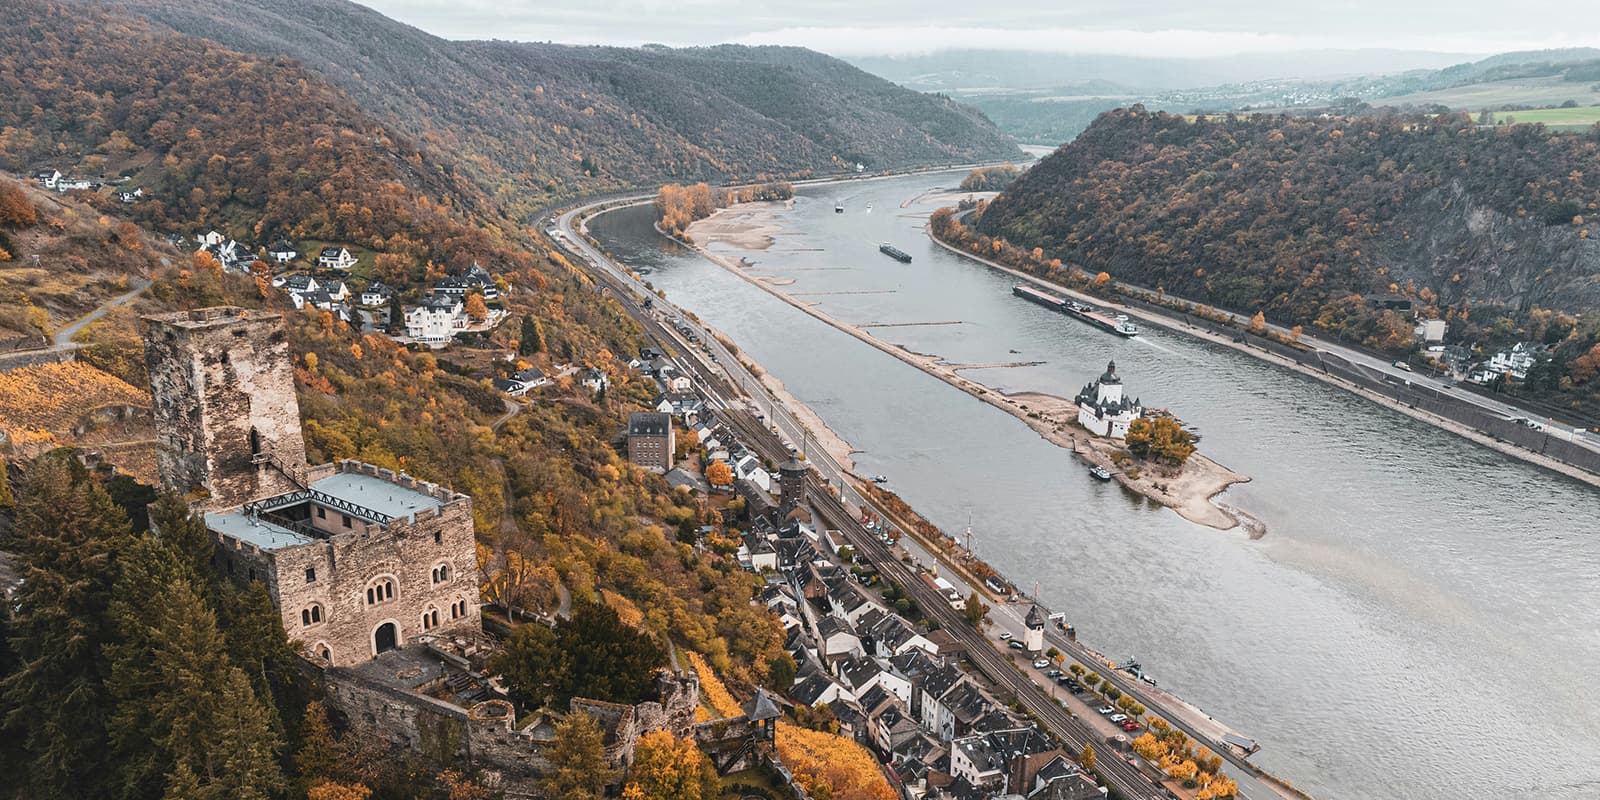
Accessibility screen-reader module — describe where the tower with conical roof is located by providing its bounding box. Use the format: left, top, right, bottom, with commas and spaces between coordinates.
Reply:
778, 455, 807, 516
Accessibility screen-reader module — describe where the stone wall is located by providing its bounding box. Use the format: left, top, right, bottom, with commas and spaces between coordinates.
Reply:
140, 307, 306, 509
322, 666, 705, 799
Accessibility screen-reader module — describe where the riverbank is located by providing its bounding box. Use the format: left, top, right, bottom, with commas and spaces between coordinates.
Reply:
926, 229, 1600, 495
683, 204, 1252, 532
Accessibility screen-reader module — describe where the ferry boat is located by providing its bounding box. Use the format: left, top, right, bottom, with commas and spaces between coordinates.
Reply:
870, 474, 889, 483
835, 201, 844, 213
879, 243, 913, 263
1088, 465, 1113, 481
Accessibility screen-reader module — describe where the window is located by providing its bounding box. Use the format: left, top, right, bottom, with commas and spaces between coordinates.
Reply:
366, 578, 396, 606
305, 567, 316, 583
341, 514, 352, 529
434, 531, 442, 545
432, 563, 451, 584
301, 605, 323, 626
421, 608, 440, 630
317, 507, 327, 520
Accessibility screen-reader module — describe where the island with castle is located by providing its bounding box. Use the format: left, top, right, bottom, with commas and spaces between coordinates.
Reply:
137, 307, 778, 798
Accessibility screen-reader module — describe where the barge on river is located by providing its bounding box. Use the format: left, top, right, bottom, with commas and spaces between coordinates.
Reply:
1012, 284, 1138, 337
880, 243, 913, 263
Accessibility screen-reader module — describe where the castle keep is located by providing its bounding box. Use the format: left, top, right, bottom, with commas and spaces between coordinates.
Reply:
141, 307, 481, 665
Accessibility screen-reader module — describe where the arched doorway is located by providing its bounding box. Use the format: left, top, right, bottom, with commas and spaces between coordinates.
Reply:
373, 622, 399, 655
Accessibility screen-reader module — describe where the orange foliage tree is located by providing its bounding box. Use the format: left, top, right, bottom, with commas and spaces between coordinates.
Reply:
775, 722, 896, 800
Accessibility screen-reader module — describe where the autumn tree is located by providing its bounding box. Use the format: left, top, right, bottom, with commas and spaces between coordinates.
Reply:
623, 730, 719, 800
706, 460, 733, 487
1124, 417, 1196, 466
962, 591, 987, 627
1079, 742, 1096, 772
465, 292, 489, 322
540, 712, 614, 800
1249, 311, 1267, 334
308, 782, 372, 800
0, 180, 38, 227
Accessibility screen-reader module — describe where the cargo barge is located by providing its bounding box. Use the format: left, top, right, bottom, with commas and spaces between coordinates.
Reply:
879, 243, 913, 263
1011, 285, 1138, 337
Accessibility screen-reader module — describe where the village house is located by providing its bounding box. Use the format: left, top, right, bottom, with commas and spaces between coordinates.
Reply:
1470, 342, 1540, 384
318, 246, 359, 270
268, 239, 298, 264
406, 294, 467, 342
626, 411, 675, 473
115, 187, 144, 204
359, 281, 394, 306
434, 263, 500, 300
581, 367, 610, 392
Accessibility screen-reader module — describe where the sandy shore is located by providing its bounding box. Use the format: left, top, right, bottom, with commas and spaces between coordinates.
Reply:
683, 207, 1252, 532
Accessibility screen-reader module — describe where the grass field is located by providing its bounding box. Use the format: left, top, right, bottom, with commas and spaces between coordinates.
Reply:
1376, 75, 1600, 114
1488, 106, 1600, 129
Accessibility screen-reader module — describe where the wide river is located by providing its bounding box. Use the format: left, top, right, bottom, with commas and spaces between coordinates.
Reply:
590, 173, 1600, 800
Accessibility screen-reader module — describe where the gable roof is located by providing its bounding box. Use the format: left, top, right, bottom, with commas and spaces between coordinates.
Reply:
742, 688, 783, 722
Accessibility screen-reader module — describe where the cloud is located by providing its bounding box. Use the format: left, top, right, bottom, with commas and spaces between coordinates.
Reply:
733, 25, 1600, 58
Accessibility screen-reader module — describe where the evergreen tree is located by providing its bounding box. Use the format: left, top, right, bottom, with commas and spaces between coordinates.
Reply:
294, 701, 343, 793
388, 294, 404, 330
540, 712, 613, 800
490, 602, 666, 709
1, 453, 133, 799
519, 315, 544, 355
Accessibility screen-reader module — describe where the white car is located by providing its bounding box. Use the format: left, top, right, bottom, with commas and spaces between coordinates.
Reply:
1032, 659, 1051, 669
1097, 706, 1116, 715
1109, 714, 1129, 723
999, 632, 1013, 641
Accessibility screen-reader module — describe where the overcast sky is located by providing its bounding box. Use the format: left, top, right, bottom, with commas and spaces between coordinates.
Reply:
357, 0, 1600, 57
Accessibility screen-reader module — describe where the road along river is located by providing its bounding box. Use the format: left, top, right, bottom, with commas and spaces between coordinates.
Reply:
589, 173, 1600, 800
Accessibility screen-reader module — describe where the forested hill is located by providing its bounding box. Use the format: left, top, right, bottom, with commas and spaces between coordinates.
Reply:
98, 0, 1019, 210
978, 108, 1600, 324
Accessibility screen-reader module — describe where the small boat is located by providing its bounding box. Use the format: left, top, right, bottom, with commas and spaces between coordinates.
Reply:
1088, 465, 1113, 481
871, 474, 889, 483
835, 201, 845, 213
865, 203, 873, 212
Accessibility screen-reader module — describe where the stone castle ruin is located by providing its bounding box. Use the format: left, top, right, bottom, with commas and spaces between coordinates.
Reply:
139, 307, 749, 797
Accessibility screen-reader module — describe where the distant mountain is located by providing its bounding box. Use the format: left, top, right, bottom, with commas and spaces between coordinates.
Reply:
846, 49, 1473, 92
97, 0, 1019, 209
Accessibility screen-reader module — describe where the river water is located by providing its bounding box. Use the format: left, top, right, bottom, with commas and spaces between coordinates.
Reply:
590, 174, 1600, 800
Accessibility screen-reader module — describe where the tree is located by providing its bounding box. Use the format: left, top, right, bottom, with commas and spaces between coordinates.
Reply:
961, 591, 987, 627
489, 602, 666, 708
1083, 672, 1101, 689
1248, 311, 1267, 334
766, 652, 797, 689
705, 460, 733, 487
308, 782, 372, 800
1079, 743, 1096, 772
1124, 417, 1196, 466
623, 730, 719, 800
2, 454, 133, 800
0, 180, 37, 227
540, 712, 614, 800
465, 292, 489, 322
519, 315, 544, 355
1068, 663, 1085, 677
388, 294, 404, 330
295, 702, 343, 791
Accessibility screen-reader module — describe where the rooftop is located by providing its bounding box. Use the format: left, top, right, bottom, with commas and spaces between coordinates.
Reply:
312, 470, 446, 521
209, 463, 454, 551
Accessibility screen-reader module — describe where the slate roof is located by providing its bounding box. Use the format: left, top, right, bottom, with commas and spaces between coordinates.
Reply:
1025, 604, 1047, 629
742, 688, 782, 722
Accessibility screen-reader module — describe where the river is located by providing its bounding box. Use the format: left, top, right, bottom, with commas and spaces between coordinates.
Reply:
589, 173, 1600, 800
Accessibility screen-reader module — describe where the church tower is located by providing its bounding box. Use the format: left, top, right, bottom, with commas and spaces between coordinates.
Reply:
1095, 360, 1123, 405
141, 307, 307, 509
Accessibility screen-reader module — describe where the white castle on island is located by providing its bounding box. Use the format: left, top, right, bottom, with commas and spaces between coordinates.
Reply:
1076, 360, 1143, 439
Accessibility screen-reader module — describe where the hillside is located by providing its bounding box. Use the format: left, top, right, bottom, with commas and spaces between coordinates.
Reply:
972, 107, 1600, 410
98, 0, 1018, 210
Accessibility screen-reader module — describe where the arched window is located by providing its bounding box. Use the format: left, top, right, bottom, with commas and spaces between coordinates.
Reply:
421, 607, 441, 630
365, 577, 396, 606
249, 427, 261, 457
432, 563, 451, 584
301, 604, 323, 626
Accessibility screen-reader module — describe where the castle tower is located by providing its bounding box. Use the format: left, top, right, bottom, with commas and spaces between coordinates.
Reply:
1095, 360, 1123, 405
141, 307, 307, 509
778, 455, 807, 515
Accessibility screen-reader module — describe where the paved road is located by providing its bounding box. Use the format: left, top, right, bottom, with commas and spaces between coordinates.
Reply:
52, 279, 151, 349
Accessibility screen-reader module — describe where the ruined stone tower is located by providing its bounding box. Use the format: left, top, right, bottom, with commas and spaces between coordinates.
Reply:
141, 307, 307, 508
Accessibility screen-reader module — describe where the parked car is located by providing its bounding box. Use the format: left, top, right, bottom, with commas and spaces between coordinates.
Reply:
1097, 706, 1116, 715
1032, 659, 1051, 669
1008, 641, 1026, 650
999, 632, 1013, 641
1045, 669, 1063, 679
1108, 714, 1128, 723
1120, 720, 1141, 731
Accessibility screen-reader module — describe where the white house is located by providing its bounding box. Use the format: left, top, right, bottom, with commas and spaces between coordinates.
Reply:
359, 281, 394, 306
321, 279, 351, 302
267, 239, 298, 264
1414, 318, 1447, 344
733, 453, 771, 492
581, 367, 609, 392
405, 294, 466, 342
33, 170, 61, 189
1076, 360, 1142, 439
115, 188, 144, 204
666, 374, 693, 393
1471, 342, 1539, 384
317, 247, 358, 270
